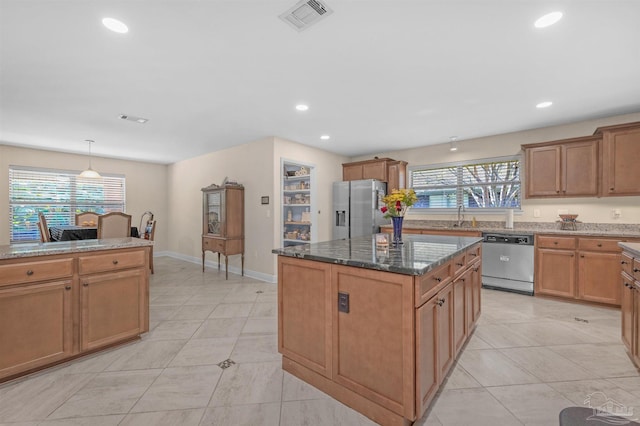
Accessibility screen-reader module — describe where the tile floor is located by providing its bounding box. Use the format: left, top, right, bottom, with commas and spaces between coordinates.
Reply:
1, 257, 639, 426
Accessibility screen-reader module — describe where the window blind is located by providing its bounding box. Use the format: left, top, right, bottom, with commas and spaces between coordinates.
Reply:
410, 157, 521, 210
9, 166, 126, 242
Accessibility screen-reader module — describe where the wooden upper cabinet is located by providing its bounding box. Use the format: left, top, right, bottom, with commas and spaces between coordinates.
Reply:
597, 122, 640, 196
523, 136, 599, 198
342, 158, 407, 189
387, 160, 408, 191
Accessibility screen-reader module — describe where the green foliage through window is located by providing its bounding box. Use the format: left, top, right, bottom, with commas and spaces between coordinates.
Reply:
9, 166, 126, 242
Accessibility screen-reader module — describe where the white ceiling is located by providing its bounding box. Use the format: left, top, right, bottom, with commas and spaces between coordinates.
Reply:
1, 0, 639, 164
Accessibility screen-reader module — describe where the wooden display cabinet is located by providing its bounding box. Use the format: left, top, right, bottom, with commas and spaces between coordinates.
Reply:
201, 183, 245, 279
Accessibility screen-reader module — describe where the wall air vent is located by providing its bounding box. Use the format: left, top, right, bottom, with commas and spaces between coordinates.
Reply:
119, 114, 148, 124
279, 0, 333, 32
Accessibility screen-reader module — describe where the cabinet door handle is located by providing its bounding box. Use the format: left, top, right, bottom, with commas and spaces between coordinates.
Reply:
26, 269, 34, 276
580, 255, 585, 258
434, 277, 442, 282
597, 243, 602, 247
610, 187, 615, 191
474, 268, 479, 272
634, 268, 640, 273
553, 241, 558, 245
456, 262, 464, 266
83, 283, 89, 287
571, 254, 574, 257
621, 261, 628, 264
470, 253, 477, 257
112, 259, 119, 265
65, 285, 71, 290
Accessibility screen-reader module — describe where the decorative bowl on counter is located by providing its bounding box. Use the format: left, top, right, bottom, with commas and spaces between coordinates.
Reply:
559, 214, 578, 221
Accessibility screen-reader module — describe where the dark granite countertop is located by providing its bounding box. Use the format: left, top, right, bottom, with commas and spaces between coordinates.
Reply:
0, 238, 153, 260
272, 234, 482, 276
620, 242, 640, 257
381, 220, 640, 238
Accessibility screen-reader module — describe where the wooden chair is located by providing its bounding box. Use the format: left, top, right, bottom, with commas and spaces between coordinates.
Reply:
38, 212, 51, 242
97, 212, 131, 238
141, 220, 157, 274
75, 211, 99, 226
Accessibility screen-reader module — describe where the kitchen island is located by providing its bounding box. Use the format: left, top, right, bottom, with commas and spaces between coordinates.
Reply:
272, 234, 483, 426
0, 238, 152, 382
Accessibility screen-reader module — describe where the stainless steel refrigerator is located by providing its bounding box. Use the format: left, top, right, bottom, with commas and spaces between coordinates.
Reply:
333, 179, 388, 239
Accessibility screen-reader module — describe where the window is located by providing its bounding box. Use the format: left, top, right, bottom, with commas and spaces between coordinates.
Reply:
9, 166, 126, 242
409, 156, 521, 211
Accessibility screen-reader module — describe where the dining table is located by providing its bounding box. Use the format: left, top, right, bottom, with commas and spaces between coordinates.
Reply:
49, 225, 139, 242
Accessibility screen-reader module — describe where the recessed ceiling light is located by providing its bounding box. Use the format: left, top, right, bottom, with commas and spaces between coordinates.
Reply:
320, 135, 330, 140
536, 101, 553, 109
534, 11, 563, 28
295, 104, 309, 111
102, 17, 129, 34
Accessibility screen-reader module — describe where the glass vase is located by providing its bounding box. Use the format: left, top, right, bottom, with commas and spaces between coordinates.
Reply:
391, 216, 404, 245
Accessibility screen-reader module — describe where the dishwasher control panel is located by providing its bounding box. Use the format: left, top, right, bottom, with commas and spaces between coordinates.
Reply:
482, 233, 533, 245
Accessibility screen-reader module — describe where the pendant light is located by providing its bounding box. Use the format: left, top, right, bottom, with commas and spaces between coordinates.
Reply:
79, 139, 101, 178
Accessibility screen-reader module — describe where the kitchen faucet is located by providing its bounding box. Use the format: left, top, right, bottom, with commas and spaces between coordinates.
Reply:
456, 204, 464, 227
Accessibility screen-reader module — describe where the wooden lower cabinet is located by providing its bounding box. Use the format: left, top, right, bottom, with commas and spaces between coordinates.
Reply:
80, 269, 147, 351
277, 242, 481, 425
536, 235, 639, 306
0, 280, 74, 379
579, 251, 622, 305
535, 248, 576, 298
0, 246, 150, 382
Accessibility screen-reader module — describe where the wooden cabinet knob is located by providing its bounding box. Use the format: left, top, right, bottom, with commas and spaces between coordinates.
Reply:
65, 285, 71, 290
83, 283, 89, 287
622, 261, 628, 264
26, 269, 34, 276
597, 243, 602, 247
610, 187, 615, 191
434, 277, 442, 282
580, 255, 585, 258
112, 259, 119, 265
553, 241, 558, 245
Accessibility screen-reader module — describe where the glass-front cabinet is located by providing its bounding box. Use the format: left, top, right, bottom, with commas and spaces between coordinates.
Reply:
282, 160, 316, 247
201, 183, 244, 279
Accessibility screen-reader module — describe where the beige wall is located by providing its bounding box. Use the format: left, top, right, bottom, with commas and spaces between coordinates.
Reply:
350, 112, 640, 225
0, 144, 168, 248
167, 137, 346, 280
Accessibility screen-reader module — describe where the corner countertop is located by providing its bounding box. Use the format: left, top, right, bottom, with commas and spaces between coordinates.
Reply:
272, 234, 482, 276
620, 242, 640, 257
0, 238, 153, 260
382, 220, 640, 238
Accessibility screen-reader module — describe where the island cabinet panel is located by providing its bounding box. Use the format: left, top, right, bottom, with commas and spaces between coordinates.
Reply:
331, 265, 415, 419
436, 282, 455, 380
80, 269, 146, 351
452, 274, 466, 357
415, 297, 439, 415
0, 280, 74, 379
470, 262, 482, 324
278, 257, 332, 377
621, 272, 634, 350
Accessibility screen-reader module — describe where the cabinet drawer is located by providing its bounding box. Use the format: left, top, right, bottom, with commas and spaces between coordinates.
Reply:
621, 252, 634, 276
0, 258, 74, 287
578, 238, 621, 252
467, 244, 482, 264
452, 252, 466, 276
79, 250, 146, 275
634, 258, 640, 281
416, 261, 452, 307
537, 235, 576, 250
203, 237, 225, 253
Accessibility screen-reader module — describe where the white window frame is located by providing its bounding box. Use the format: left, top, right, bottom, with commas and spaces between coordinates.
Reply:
9, 165, 126, 242
408, 155, 522, 215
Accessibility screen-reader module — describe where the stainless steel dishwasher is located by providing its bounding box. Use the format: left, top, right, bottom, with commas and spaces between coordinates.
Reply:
481, 232, 535, 295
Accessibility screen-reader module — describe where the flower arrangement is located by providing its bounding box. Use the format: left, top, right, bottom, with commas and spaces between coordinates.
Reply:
380, 189, 417, 218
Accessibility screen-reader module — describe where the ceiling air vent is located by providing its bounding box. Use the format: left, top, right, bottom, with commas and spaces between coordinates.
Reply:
279, 0, 333, 32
